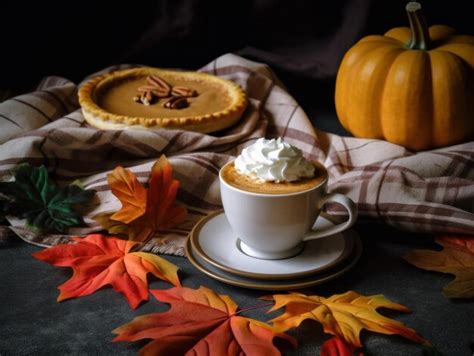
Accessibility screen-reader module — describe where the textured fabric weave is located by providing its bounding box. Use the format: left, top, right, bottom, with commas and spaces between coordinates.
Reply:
0, 54, 472, 255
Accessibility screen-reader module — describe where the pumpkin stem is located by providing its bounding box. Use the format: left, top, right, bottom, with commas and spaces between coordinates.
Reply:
406, 2, 431, 50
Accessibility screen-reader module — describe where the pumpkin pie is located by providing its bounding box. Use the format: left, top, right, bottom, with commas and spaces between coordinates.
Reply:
78, 67, 247, 133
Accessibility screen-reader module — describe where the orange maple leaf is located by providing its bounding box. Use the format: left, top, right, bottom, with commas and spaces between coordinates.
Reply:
96, 155, 187, 242
265, 291, 428, 348
113, 286, 296, 355
404, 235, 474, 298
108, 165, 147, 224
32, 234, 181, 309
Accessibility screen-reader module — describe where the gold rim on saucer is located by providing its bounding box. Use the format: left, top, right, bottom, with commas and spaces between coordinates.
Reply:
189, 210, 354, 280
185, 231, 362, 291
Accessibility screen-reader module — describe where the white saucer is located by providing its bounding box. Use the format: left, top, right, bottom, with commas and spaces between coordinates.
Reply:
189, 210, 354, 280
185, 229, 362, 291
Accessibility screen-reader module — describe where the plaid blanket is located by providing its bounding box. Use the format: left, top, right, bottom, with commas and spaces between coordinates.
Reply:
1, 54, 473, 255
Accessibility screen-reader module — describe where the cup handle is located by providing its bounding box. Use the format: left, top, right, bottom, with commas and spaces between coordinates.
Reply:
302, 193, 358, 241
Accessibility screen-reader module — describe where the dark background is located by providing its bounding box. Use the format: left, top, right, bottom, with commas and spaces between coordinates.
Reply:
2, 0, 473, 112
1, 2, 474, 355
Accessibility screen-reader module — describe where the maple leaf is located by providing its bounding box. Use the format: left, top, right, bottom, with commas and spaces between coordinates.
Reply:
95, 156, 187, 242
108, 166, 147, 224
113, 286, 297, 355
0, 163, 94, 233
265, 291, 427, 348
32, 234, 181, 309
320, 337, 361, 356
404, 235, 474, 298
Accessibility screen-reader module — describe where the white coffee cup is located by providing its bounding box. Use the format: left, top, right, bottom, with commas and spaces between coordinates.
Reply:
219, 160, 357, 260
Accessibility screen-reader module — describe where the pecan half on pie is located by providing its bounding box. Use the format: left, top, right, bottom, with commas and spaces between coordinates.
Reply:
78, 68, 247, 133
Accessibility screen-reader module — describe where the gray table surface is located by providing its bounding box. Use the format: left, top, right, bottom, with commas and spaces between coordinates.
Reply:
1, 110, 473, 356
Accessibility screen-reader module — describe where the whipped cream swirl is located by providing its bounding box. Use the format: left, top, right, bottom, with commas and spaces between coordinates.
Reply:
235, 137, 315, 182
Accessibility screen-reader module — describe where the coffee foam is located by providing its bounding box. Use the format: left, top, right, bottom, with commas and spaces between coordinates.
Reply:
221, 162, 326, 194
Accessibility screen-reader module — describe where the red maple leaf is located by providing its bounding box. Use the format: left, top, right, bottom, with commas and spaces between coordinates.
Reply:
32, 234, 181, 309
113, 286, 296, 355
321, 336, 363, 356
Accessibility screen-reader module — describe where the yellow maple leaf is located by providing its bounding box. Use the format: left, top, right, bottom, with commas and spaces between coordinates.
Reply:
404, 235, 474, 298
265, 291, 428, 348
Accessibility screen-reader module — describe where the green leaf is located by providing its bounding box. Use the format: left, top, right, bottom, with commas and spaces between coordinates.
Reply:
0, 163, 95, 233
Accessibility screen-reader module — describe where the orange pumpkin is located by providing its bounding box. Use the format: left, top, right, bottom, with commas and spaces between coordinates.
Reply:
335, 2, 474, 151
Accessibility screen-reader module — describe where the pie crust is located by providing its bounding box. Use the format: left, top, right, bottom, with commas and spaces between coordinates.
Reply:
78, 67, 247, 133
